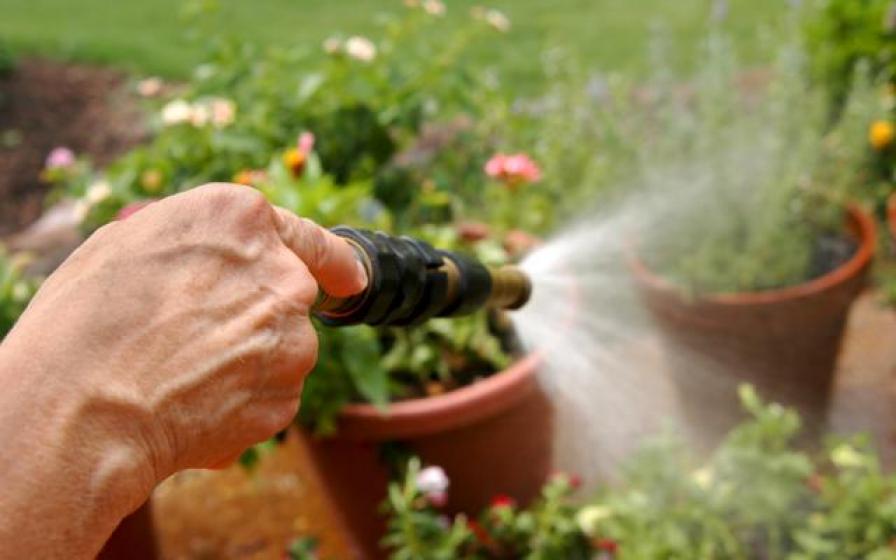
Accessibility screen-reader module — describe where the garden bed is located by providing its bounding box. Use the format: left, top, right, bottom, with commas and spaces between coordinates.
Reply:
0, 58, 145, 235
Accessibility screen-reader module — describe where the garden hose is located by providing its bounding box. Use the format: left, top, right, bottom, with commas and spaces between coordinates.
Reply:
313, 227, 531, 326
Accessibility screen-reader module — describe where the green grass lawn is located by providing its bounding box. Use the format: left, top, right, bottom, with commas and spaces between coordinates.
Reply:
0, 0, 784, 88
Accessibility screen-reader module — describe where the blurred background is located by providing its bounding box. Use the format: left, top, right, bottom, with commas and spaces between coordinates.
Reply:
3, 1, 896, 559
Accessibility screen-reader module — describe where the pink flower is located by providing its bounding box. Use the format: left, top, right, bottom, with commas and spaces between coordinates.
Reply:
117, 200, 154, 221
298, 131, 315, 155
45, 147, 75, 169
484, 153, 541, 188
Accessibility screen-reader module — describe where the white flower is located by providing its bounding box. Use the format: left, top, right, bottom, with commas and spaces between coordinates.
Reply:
73, 200, 91, 223
576, 505, 612, 537
137, 77, 163, 97
322, 36, 342, 55
161, 99, 192, 126
423, 0, 446, 16
85, 181, 111, 204
11, 281, 31, 303
209, 98, 236, 128
416, 466, 449, 496
484, 9, 511, 32
345, 36, 377, 62
692, 467, 713, 490
190, 103, 210, 127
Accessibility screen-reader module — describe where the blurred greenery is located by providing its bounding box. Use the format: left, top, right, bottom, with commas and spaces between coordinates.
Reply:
0, 0, 783, 89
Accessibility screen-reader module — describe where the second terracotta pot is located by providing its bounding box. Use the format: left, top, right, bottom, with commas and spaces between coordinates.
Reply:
296, 354, 552, 559
631, 205, 876, 449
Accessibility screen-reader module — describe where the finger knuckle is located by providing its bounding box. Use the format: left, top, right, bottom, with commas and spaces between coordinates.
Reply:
301, 218, 330, 270
284, 265, 319, 306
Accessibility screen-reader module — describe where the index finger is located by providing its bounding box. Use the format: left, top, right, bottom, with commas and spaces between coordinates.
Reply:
271, 207, 367, 298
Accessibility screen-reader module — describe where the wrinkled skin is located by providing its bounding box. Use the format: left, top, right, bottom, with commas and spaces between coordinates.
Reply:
0, 183, 366, 559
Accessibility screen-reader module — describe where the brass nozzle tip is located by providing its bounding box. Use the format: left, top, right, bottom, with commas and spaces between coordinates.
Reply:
487, 266, 531, 310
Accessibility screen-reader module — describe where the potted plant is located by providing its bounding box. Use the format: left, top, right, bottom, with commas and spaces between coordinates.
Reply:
373, 385, 896, 559
262, 145, 552, 558
44, 6, 557, 557
616, 34, 881, 447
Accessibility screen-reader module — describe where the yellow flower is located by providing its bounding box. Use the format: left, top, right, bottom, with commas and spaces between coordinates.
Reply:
140, 169, 164, 193
576, 505, 613, 537
233, 169, 255, 186
831, 443, 867, 469
869, 120, 894, 150
233, 169, 268, 187
282, 148, 307, 177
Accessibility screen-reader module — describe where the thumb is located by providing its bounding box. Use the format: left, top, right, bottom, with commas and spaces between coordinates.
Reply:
271, 207, 367, 298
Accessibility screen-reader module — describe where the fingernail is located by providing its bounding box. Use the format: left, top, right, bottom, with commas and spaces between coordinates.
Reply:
355, 260, 369, 290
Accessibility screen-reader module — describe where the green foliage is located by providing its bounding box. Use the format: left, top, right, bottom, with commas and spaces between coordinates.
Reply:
804, 0, 896, 113
650, 34, 875, 293
383, 386, 896, 559
41, 6, 551, 434
382, 458, 589, 559
803, 0, 896, 304
534, 26, 876, 294
0, 38, 15, 78
284, 536, 320, 560
0, 0, 785, 88
0, 250, 37, 340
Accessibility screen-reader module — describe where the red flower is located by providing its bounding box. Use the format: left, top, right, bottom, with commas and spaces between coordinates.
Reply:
594, 538, 618, 553
552, 471, 583, 489
456, 221, 491, 243
490, 494, 516, 509
466, 520, 500, 553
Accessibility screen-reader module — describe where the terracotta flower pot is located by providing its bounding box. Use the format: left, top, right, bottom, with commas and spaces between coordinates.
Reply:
295, 354, 552, 559
630, 205, 876, 449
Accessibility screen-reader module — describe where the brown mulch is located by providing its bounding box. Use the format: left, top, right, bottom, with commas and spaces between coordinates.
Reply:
0, 58, 147, 235
153, 429, 354, 560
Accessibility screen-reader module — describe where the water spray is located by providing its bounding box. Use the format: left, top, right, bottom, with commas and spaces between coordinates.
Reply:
313, 227, 532, 326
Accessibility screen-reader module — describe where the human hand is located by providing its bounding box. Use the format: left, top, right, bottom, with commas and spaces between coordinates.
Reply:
0, 183, 365, 557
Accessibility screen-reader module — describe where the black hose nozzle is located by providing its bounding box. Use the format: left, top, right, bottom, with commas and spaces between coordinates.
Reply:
314, 227, 531, 327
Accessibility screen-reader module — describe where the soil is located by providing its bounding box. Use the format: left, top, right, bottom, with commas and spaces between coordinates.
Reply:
809, 232, 857, 280
154, 429, 354, 560
0, 59, 147, 235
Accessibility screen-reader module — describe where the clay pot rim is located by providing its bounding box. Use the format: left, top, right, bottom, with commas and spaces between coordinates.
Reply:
333, 353, 541, 441
628, 203, 876, 306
